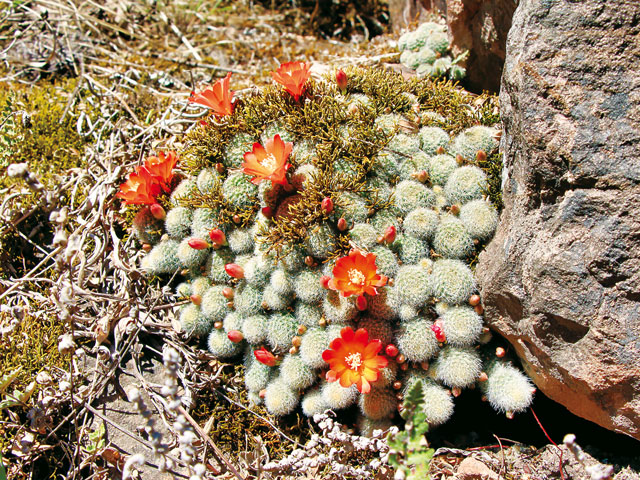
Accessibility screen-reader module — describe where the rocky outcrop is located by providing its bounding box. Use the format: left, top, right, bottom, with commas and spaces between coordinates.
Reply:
388, 0, 517, 93
477, 0, 640, 440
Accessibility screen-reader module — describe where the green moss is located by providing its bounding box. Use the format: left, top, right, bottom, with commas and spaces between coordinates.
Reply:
191, 363, 310, 460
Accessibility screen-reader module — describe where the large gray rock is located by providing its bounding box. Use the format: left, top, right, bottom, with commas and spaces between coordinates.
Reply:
477, 0, 640, 440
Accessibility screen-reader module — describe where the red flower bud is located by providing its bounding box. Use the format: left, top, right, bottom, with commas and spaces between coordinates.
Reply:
496, 347, 506, 358
209, 228, 227, 248
149, 203, 166, 220
227, 330, 244, 343
188, 238, 209, 250
382, 225, 396, 244
469, 294, 481, 306
320, 275, 332, 289
412, 170, 428, 183
356, 295, 368, 311
432, 319, 446, 343
225, 263, 245, 279
385, 344, 399, 357
261, 206, 273, 218
190, 294, 202, 305
222, 287, 234, 299
337, 217, 348, 231
336, 69, 347, 90
321, 197, 334, 214
254, 347, 277, 367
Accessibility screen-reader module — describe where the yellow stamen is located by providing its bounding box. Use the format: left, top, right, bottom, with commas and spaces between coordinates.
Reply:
348, 268, 365, 286
345, 352, 362, 370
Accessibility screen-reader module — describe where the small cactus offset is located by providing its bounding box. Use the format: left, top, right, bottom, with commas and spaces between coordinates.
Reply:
119, 62, 532, 437
397, 21, 468, 81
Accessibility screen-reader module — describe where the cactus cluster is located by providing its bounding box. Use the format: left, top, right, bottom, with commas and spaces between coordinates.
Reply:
132, 65, 533, 434
397, 22, 467, 81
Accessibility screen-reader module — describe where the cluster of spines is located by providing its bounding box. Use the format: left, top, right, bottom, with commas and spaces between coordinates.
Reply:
135, 67, 532, 434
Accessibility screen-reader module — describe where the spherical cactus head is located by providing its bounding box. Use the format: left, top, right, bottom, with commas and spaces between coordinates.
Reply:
359, 388, 397, 420
441, 306, 483, 346
279, 354, 316, 390
301, 389, 329, 417
207, 329, 243, 359
264, 378, 299, 416
432, 215, 474, 260
396, 318, 439, 362
430, 259, 475, 305
434, 346, 482, 388
394, 265, 431, 307
444, 165, 488, 205
483, 362, 535, 414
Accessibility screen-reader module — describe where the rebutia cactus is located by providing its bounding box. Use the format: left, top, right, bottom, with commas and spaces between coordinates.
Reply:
126, 63, 532, 435
398, 21, 467, 81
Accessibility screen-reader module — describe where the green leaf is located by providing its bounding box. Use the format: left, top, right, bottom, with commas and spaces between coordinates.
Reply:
0, 368, 22, 394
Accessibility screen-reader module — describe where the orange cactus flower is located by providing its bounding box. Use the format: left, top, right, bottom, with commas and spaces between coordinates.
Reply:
271, 61, 311, 101
322, 327, 388, 394
144, 151, 178, 192
328, 250, 388, 298
116, 166, 163, 205
242, 134, 292, 185
189, 72, 235, 117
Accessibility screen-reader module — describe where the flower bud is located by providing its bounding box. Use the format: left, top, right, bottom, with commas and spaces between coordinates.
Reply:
436, 146, 446, 155
225, 263, 245, 279
190, 294, 202, 305
227, 330, 244, 343
336, 69, 347, 90
261, 206, 273, 218
475, 150, 487, 162
469, 294, 481, 306
150, 203, 166, 220
209, 228, 227, 248
188, 238, 209, 250
431, 319, 446, 343
379, 225, 396, 245
222, 287, 234, 299
385, 344, 399, 357
356, 295, 367, 311
412, 170, 428, 183
321, 197, 334, 214
320, 275, 331, 289
254, 347, 277, 367
337, 217, 348, 231
495, 347, 506, 358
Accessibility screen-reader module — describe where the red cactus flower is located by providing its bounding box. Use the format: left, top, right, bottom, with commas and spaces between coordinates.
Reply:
189, 72, 235, 117
328, 250, 388, 298
116, 166, 163, 205
144, 151, 178, 192
271, 61, 311, 101
242, 134, 292, 186
322, 327, 388, 394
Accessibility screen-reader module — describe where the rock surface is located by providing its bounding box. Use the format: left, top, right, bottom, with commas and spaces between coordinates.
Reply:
388, 0, 517, 93
477, 0, 640, 440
